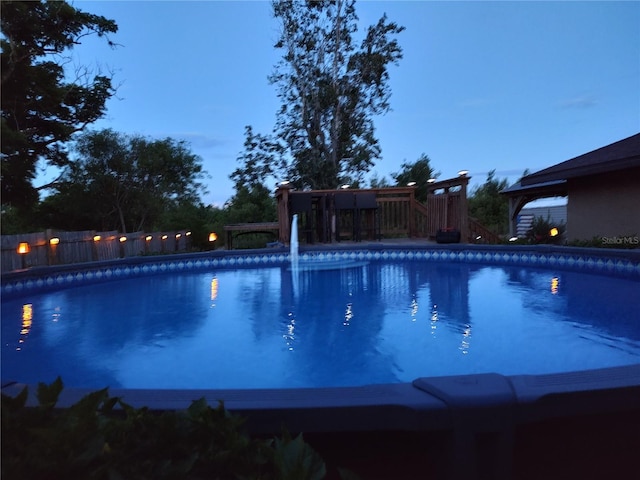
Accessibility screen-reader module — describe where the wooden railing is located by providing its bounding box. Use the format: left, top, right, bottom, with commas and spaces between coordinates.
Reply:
275, 181, 498, 243
468, 217, 502, 244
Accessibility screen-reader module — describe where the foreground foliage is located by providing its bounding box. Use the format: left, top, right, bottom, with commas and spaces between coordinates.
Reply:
1, 378, 330, 480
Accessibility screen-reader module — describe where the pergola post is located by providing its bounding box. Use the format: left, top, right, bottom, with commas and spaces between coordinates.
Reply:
275, 186, 291, 245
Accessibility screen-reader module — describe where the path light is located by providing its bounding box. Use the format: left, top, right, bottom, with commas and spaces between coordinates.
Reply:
208, 232, 218, 242
458, 170, 469, 177
509, 236, 519, 242
17, 242, 30, 269
549, 227, 559, 237
407, 181, 417, 187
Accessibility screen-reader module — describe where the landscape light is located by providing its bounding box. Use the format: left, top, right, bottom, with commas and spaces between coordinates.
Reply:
161, 234, 168, 240
185, 231, 192, 236
549, 227, 559, 237
509, 236, 519, 242
93, 235, 101, 242
49, 237, 60, 245
145, 235, 152, 242
209, 232, 218, 242
119, 236, 127, 243
175, 233, 182, 239
17, 242, 30, 254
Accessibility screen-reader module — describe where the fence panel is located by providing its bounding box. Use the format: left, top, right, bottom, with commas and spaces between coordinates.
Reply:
1, 229, 193, 272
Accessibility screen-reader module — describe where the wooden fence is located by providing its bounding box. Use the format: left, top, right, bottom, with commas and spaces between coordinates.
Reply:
1, 229, 194, 272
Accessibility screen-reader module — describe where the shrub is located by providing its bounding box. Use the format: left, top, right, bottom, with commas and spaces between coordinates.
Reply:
2, 377, 330, 480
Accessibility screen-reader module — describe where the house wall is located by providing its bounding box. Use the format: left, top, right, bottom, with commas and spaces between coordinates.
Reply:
567, 167, 640, 242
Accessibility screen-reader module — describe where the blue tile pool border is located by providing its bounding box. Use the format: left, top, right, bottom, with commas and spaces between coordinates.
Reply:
2, 244, 638, 299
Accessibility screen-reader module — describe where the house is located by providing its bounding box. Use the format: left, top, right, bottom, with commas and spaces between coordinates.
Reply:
502, 133, 640, 242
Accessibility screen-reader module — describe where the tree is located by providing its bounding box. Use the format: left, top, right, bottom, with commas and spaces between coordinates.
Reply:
230, 125, 284, 188
269, 0, 404, 190
44, 129, 206, 233
468, 170, 510, 234
1, 0, 118, 210
390, 154, 438, 203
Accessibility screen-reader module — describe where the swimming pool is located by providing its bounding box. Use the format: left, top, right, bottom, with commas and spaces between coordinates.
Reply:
2, 245, 639, 391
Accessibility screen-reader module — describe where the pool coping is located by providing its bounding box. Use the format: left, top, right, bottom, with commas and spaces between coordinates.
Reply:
2, 244, 639, 437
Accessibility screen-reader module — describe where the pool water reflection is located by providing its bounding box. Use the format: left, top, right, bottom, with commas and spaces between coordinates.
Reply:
2, 261, 639, 390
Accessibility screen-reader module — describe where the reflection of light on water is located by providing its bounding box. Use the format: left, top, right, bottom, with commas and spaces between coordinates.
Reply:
210, 277, 218, 305
344, 303, 353, 326
551, 276, 559, 295
283, 312, 296, 350
52, 306, 61, 322
410, 297, 418, 321
17, 304, 33, 351
430, 304, 438, 335
459, 324, 471, 354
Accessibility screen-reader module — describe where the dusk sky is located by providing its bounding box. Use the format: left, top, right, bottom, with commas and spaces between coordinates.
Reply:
56, 0, 640, 206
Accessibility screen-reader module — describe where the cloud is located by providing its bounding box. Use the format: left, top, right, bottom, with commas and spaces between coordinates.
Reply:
158, 132, 227, 150
557, 95, 597, 109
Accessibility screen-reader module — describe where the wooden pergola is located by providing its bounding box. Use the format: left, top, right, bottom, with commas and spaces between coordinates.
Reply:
271, 174, 486, 246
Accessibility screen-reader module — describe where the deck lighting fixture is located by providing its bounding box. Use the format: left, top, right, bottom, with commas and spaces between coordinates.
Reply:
407, 181, 417, 187
49, 237, 60, 246
175, 233, 182, 239
145, 235, 152, 242
161, 234, 168, 240
279, 180, 291, 186
457, 170, 469, 177
17, 242, 30, 254
427, 178, 437, 183
185, 231, 192, 236
209, 232, 218, 242
93, 235, 101, 242
119, 236, 127, 243
509, 236, 519, 242
549, 227, 559, 237
339, 184, 350, 189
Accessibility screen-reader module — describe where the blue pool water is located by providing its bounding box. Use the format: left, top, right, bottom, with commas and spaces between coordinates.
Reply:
2, 260, 639, 390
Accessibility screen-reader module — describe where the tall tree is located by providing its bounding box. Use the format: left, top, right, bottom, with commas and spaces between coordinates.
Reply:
44, 129, 206, 233
468, 170, 510, 234
269, 0, 404, 189
226, 126, 279, 224
390, 154, 438, 203
1, 0, 118, 210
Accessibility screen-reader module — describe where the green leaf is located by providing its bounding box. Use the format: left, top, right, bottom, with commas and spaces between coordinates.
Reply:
274, 433, 327, 480
36, 376, 64, 408
1, 385, 29, 412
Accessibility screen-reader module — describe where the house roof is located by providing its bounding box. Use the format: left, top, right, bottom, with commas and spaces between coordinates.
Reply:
520, 133, 640, 186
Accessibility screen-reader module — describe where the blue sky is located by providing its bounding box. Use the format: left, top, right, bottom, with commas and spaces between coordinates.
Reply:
59, 0, 640, 206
